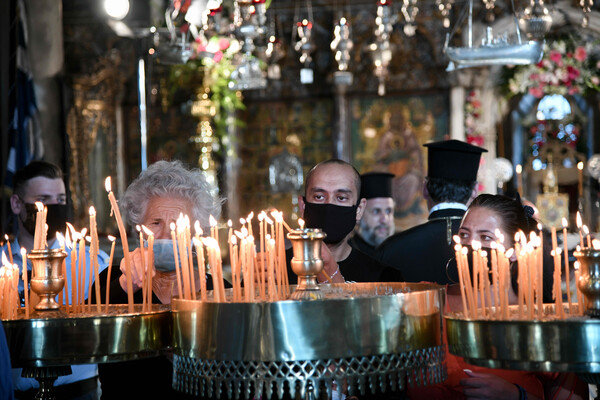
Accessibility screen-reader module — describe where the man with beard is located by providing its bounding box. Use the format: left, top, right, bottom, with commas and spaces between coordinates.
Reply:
376, 140, 486, 284
3, 161, 108, 399
290, 159, 402, 283
349, 172, 395, 257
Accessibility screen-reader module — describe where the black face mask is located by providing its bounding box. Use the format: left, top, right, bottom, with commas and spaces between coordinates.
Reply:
302, 198, 358, 244
20, 203, 71, 238
446, 244, 494, 284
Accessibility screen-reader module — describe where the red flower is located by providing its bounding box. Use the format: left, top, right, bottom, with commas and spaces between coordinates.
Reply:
213, 51, 223, 62
574, 47, 587, 62
529, 86, 544, 98
567, 65, 580, 80
568, 86, 580, 95
218, 38, 230, 51
549, 50, 562, 65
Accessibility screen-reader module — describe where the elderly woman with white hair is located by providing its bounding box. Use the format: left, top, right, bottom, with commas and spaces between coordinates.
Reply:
100, 160, 221, 399
115, 159, 222, 304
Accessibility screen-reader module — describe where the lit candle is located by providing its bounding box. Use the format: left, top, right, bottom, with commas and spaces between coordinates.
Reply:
576, 211, 584, 249
583, 225, 592, 248
516, 164, 523, 197
33, 202, 45, 249
298, 218, 305, 230
105, 235, 116, 312
90, 206, 101, 312
454, 244, 469, 317
194, 221, 207, 301
105, 177, 134, 312
577, 161, 584, 197
5, 235, 13, 264
21, 248, 29, 318
136, 225, 147, 309
593, 239, 600, 250
170, 222, 183, 300
562, 218, 572, 313
142, 226, 154, 308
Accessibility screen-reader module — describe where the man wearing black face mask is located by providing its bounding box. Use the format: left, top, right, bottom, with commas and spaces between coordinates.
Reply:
290, 159, 402, 283
3, 161, 107, 399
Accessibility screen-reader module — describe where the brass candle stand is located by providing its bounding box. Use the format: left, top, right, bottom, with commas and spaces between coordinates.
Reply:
287, 229, 326, 300
27, 248, 67, 311
574, 248, 600, 317
171, 283, 446, 399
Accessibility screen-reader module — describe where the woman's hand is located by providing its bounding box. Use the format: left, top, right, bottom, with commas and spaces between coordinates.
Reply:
118, 247, 156, 293
460, 370, 522, 400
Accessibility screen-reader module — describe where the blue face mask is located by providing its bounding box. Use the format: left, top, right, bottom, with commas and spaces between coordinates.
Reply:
152, 239, 180, 272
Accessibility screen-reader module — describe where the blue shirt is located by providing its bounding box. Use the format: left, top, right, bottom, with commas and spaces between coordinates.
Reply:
3, 238, 109, 392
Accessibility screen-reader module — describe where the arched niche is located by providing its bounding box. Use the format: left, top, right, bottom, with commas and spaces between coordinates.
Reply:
511, 93, 594, 203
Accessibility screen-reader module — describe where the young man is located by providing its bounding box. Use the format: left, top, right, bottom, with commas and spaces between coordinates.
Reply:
376, 140, 487, 284
296, 159, 402, 283
349, 172, 395, 257
3, 160, 108, 399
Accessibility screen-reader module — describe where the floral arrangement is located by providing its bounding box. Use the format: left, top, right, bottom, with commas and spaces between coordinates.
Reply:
464, 89, 485, 146
504, 36, 600, 98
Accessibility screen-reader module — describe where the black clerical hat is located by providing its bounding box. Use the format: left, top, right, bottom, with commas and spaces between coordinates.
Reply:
423, 140, 487, 181
360, 172, 394, 199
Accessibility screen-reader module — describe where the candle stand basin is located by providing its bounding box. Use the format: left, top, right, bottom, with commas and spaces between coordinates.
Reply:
172, 282, 446, 399
3, 305, 171, 367
446, 305, 600, 381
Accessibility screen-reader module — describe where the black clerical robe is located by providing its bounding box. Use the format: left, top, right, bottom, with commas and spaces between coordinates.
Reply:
348, 234, 376, 258
376, 207, 465, 285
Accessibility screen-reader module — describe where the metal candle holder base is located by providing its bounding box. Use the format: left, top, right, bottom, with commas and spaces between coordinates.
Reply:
287, 229, 326, 301
172, 283, 446, 399
574, 248, 600, 318
27, 248, 67, 311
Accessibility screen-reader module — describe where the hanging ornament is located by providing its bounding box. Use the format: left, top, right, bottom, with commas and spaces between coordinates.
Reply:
580, 0, 593, 28
295, 19, 316, 84
229, 0, 267, 90
436, 0, 454, 29
518, 0, 552, 40
481, 0, 496, 22
331, 17, 354, 85
371, 0, 394, 95
401, 0, 419, 36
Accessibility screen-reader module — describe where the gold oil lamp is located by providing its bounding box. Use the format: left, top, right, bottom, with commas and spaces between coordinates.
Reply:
287, 228, 326, 300
27, 248, 67, 310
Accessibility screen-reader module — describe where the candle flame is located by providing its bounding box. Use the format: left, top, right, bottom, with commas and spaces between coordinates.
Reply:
497, 244, 505, 253
141, 225, 153, 236
494, 229, 504, 243
576, 245, 581, 252
170, 222, 176, 231
480, 250, 487, 258
577, 161, 584, 170
108, 235, 116, 242
104, 177, 112, 192
4, 234, 8, 242
472, 240, 481, 251
271, 210, 283, 222
35, 201, 44, 212
85, 235, 92, 243
516, 164, 522, 174
194, 221, 202, 235
576, 212, 582, 228
453, 235, 460, 244
192, 237, 201, 247
537, 223, 542, 231
89, 206, 96, 216
136, 225, 141, 232
209, 215, 217, 227
227, 219, 232, 227
239, 218, 246, 225
298, 218, 305, 229
264, 215, 273, 225
247, 211, 254, 220
593, 239, 600, 250
562, 217, 568, 228
258, 212, 264, 222
461, 247, 468, 255
556, 247, 562, 255
80, 227, 88, 238
490, 241, 497, 249
234, 230, 244, 239
505, 248, 514, 258
574, 261, 580, 270
20, 247, 26, 257
454, 244, 462, 251
583, 225, 590, 235
56, 232, 65, 247
231, 236, 237, 245
1, 251, 8, 266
